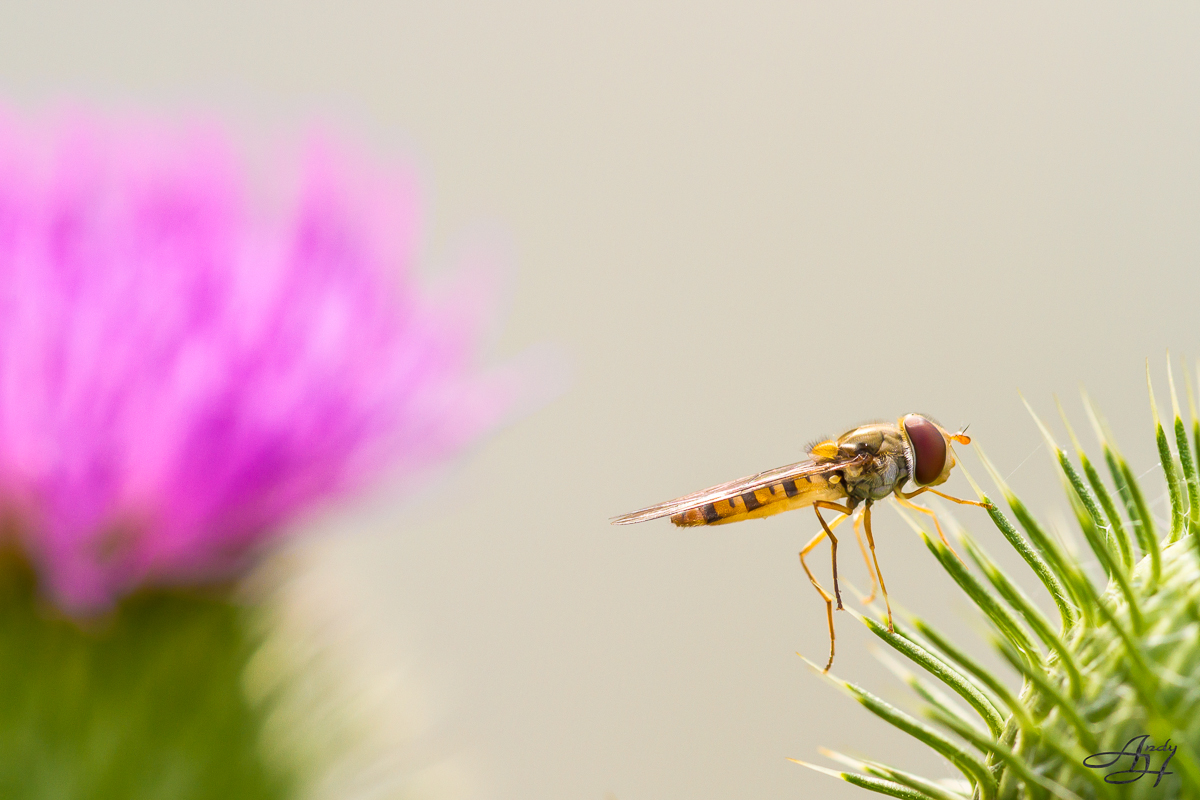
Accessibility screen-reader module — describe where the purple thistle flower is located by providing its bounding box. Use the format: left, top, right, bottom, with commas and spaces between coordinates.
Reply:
0, 107, 516, 610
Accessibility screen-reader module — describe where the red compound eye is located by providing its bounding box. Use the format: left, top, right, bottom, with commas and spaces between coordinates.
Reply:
903, 415, 947, 486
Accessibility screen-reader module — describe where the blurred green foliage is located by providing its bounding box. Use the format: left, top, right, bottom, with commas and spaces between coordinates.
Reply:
0, 558, 293, 800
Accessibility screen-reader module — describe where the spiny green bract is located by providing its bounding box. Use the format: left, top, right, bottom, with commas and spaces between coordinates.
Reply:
0, 555, 295, 800
799, 362, 1200, 800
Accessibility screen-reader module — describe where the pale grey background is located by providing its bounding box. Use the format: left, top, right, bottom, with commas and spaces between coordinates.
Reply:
2, 3, 1199, 799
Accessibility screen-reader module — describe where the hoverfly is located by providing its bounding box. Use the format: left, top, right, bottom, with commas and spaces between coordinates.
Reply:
611, 413, 988, 672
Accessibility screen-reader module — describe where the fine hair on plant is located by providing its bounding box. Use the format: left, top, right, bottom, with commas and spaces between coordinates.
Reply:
794, 357, 1200, 800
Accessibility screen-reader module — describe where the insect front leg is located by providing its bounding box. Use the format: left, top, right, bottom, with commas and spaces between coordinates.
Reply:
894, 491, 967, 566
800, 500, 854, 672
897, 485, 993, 510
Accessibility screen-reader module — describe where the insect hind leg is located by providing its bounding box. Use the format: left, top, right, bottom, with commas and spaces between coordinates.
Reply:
800, 501, 854, 672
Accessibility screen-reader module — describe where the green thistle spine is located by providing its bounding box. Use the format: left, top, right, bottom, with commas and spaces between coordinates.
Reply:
798, 365, 1200, 800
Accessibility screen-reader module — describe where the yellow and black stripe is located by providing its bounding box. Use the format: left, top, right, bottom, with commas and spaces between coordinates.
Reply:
670, 472, 844, 527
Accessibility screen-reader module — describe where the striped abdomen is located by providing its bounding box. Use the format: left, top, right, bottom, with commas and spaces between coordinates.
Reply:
670, 472, 846, 526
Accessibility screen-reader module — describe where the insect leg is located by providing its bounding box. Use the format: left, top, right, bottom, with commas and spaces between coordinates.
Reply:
853, 507, 878, 604
799, 507, 852, 673
894, 492, 967, 566
813, 500, 854, 611
897, 486, 991, 509
861, 502, 895, 633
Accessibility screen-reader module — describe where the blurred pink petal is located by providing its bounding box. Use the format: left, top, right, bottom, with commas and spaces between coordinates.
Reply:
0, 107, 517, 609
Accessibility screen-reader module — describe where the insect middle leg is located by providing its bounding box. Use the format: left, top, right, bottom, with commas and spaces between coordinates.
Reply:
799, 500, 855, 672
860, 502, 894, 633
853, 507, 878, 605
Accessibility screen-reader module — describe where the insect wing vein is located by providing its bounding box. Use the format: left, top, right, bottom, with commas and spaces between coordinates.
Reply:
610, 454, 863, 525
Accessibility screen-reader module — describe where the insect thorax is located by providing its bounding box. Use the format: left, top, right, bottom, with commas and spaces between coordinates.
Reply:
834, 424, 911, 502
844, 452, 908, 501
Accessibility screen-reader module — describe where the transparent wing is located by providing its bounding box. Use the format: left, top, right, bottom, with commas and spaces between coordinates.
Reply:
610, 454, 864, 525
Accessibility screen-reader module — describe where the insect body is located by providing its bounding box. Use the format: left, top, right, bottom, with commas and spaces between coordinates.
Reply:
611, 413, 987, 671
